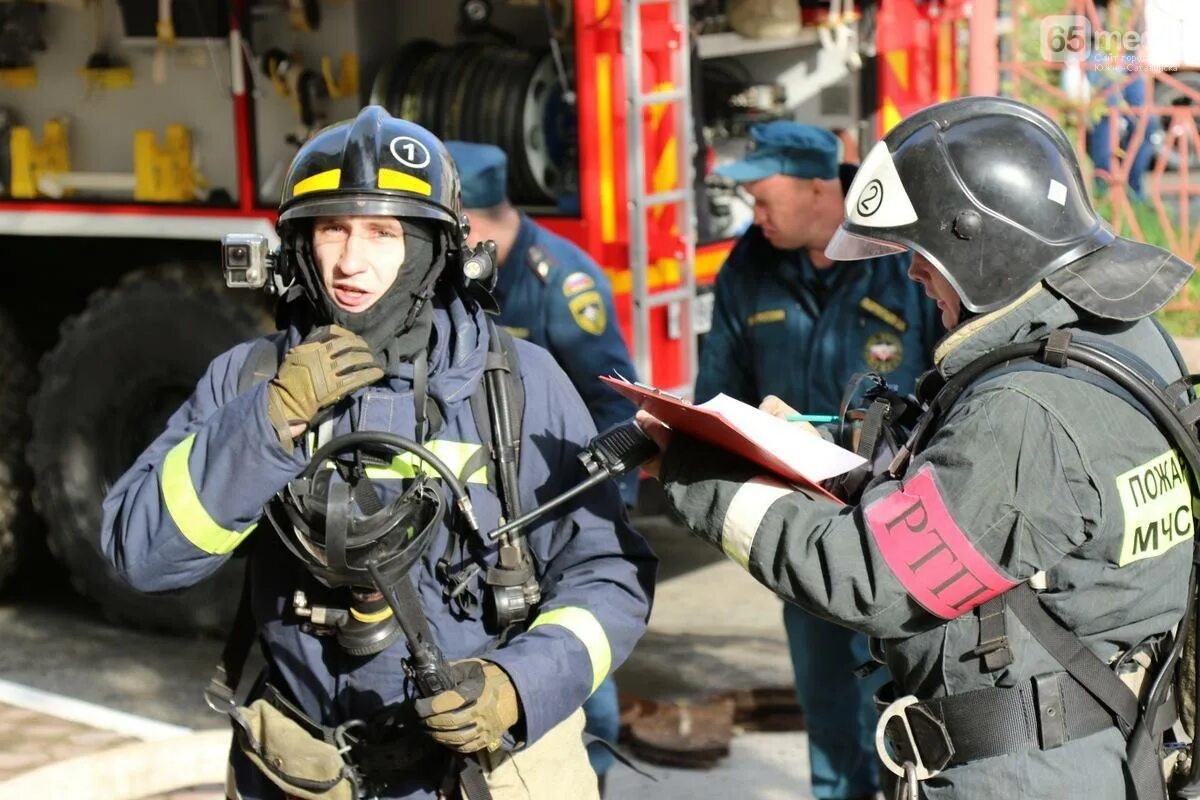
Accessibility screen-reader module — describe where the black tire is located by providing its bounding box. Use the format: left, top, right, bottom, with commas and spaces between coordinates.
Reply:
0, 309, 35, 593
28, 266, 272, 635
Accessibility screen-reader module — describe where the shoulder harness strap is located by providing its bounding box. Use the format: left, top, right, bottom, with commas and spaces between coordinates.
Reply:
465, 322, 526, 504
237, 333, 288, 395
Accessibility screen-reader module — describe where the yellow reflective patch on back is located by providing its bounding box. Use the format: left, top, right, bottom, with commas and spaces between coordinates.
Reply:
568, 290, 606, 335
1117, 450, 1194, 566
292, 169, 341, 197
377, 168, 432, 196
748, 309, 785, 326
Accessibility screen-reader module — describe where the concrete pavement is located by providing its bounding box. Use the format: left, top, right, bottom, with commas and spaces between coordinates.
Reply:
0, 510, 812, 798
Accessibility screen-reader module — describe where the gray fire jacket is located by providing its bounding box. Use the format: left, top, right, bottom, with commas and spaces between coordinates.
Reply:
660, 286, 1192, 798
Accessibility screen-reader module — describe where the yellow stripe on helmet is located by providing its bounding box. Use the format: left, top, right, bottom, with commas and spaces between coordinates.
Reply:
377, 168, 433, 196
292, 168, 342, 197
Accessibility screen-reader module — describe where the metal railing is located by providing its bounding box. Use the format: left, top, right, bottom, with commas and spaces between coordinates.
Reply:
999, 0, 1200, 313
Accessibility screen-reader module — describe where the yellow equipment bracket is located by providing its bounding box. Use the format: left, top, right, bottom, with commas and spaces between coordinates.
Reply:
321, 53, 359, 99
9, 119, 70, 199
133, 124, 196, 202
81, 66, 135, 90
0, 66, 37, 89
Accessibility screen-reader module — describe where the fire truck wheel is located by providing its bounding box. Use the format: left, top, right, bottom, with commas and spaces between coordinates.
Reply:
0, 309, 35, 594
28, 266, 272, 635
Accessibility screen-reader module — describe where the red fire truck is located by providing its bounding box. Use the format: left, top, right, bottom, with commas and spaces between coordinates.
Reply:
0, 0, 965, 632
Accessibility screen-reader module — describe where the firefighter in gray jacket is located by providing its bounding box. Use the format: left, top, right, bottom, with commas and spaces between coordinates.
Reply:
637, 96, 1196, 798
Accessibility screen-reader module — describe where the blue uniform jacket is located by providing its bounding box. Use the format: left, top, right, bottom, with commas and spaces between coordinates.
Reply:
101, 290, 656, 800
495, 213, 640, 504
695, 225, 940, 412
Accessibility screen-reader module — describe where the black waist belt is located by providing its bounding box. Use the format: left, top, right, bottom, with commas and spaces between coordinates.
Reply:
877, 672, 1117, 772
262, 684, 443, 782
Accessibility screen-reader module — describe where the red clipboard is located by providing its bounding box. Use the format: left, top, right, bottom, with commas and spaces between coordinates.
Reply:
602, 377, 862, 502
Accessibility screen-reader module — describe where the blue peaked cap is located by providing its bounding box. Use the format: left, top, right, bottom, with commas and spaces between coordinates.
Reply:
446, 140, 508, 209
713, 121, 840, 183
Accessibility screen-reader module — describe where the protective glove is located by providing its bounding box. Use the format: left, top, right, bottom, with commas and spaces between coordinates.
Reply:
415, 659, 520, 754
265, 324, 383, 451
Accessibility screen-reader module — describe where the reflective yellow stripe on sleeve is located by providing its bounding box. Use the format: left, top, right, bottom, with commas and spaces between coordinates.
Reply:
528, 606, 612, 695
161, 434, 256, 555
721, 476, 793, 569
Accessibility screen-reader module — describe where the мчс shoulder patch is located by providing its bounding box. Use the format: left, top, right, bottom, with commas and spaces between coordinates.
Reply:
568, 290, 607, 335
1116, 450, 1193, 566
865, 465, 1018, 619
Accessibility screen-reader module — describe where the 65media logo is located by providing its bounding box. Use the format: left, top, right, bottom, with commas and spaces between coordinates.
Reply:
1040, 15, 1092, 61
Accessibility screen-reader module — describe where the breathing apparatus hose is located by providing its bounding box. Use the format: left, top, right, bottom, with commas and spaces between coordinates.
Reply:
302, 431, 481, 535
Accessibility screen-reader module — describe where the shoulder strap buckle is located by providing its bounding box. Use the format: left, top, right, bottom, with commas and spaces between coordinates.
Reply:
972, 595, 1014, 671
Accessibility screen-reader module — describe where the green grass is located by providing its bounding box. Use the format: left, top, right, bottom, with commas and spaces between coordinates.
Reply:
1156, 277, 1200, 337
1093, 195, 1171, 248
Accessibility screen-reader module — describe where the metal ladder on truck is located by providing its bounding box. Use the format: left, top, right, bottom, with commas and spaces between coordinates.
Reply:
622, 0, 698, 397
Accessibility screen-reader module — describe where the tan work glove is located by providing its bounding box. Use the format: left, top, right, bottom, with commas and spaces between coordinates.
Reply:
415, 660, 520, 754
266, 325, 383, 451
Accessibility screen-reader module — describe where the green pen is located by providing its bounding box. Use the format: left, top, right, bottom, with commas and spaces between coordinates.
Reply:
785, 413, 840, 424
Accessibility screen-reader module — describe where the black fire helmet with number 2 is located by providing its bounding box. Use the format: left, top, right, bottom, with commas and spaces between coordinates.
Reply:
826, 96, 1192, 321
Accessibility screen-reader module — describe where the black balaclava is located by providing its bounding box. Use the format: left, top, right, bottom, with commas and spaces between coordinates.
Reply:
289, 219, 451, 372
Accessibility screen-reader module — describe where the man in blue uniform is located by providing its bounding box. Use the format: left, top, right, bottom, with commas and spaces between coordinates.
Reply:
101, 108, 655, 800
696, 120, 941, 800
446, 140, 639, 792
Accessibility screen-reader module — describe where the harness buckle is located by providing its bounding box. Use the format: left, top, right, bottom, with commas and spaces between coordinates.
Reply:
874, 694, 953, 780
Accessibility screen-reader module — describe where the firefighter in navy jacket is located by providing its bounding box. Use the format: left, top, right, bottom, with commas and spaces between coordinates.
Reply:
101, 108, 655, 800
